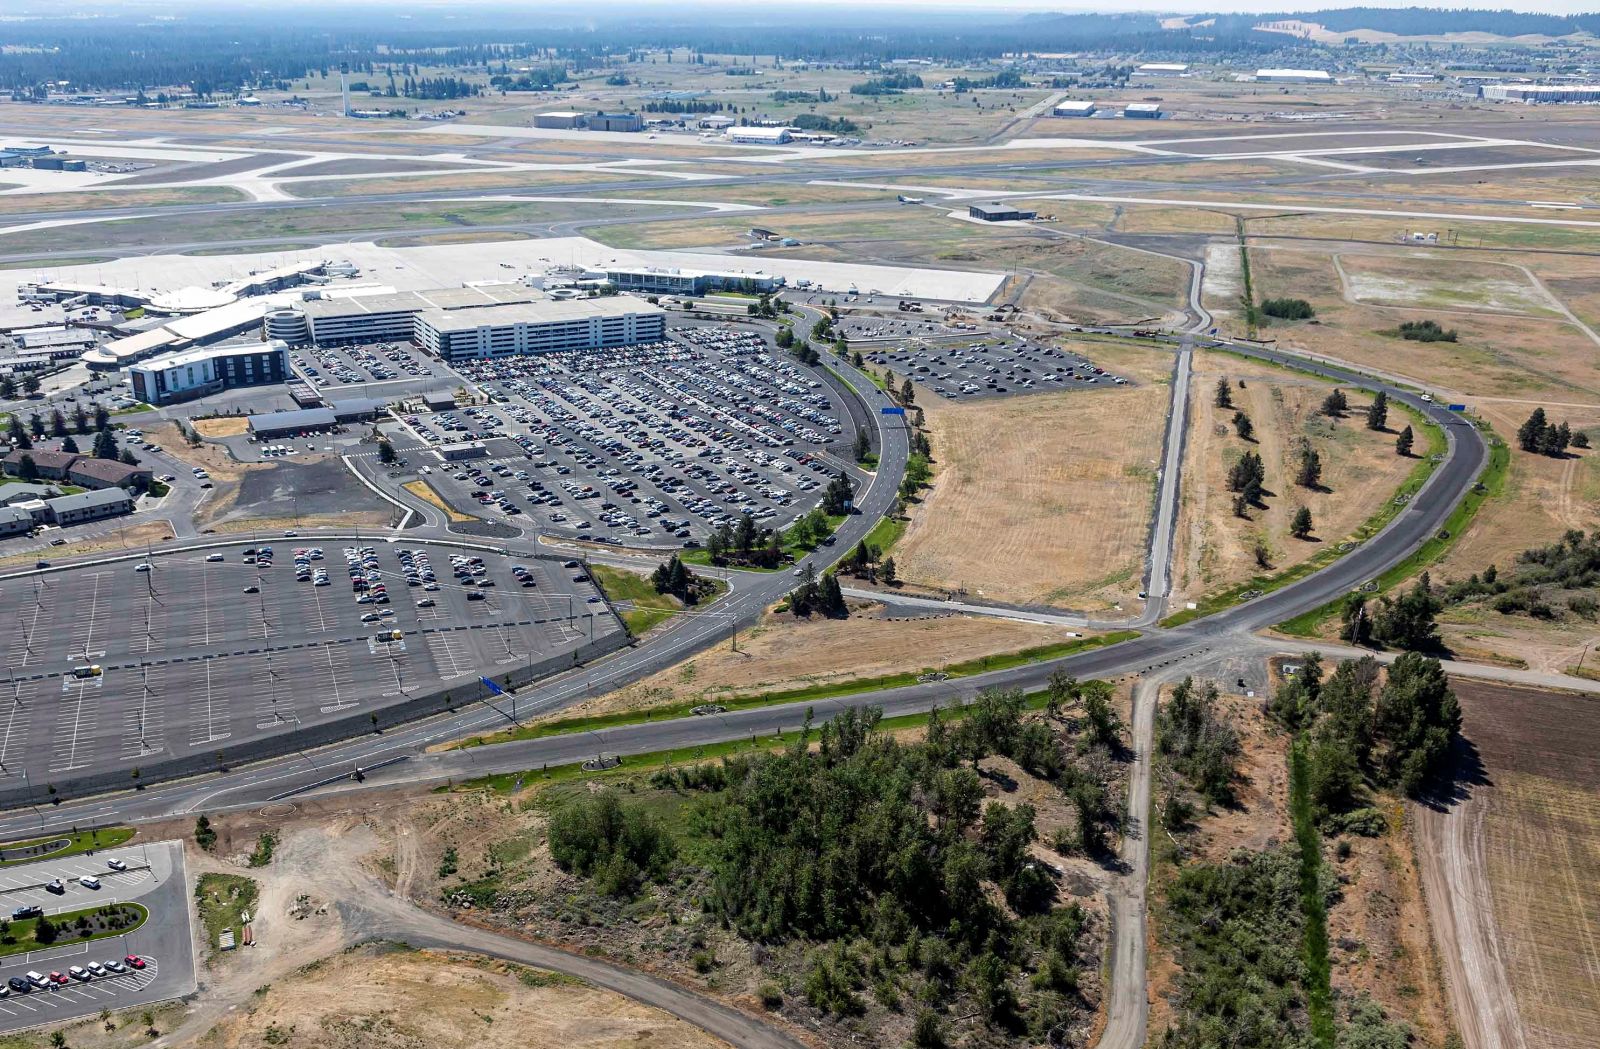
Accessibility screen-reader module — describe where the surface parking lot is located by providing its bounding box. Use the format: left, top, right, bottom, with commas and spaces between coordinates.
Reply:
832, 311, 985, 342
291, 340, 448, 391
865, 336, 1128, 400
404, 326, 858, 544
0, 542, 617, 785
0, 841, 192, 1035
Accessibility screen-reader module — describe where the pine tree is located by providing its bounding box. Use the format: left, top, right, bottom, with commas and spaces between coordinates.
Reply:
1518, 407, 1549, 452
1366, 390, 1388, 431
1214, 377, 1233, 409
852, 429, 870, 462
1296, 446, 1323, 489
93, 429, 118, 460
1290, 505, 1314, 539
60, 435, 78, 454
1320, 389, 1348, 418
10, 419, 29, 450
1232, 493, 1250, 518
1395, 425, 1414, 457
1232, 411, 1253, 440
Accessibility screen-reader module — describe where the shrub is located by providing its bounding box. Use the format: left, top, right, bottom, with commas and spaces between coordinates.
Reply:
1261, 297, 1315, 320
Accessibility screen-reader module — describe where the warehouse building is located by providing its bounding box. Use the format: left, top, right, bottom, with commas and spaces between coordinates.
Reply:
725, 126, 793, 144
298, 285, 543, 346
1256, 68, 1333, 84
968, 202, 1037, 222
589, 112, 643, 132
414, 297, 667, 362
1136, 63, 1189, 76
1481, 83, 1600, 102
604, 266, 784, 296
127, 341, 290, 406
1124, 102, 1163, 118
533, 111, 587, 129
1052, 100, 1097, 117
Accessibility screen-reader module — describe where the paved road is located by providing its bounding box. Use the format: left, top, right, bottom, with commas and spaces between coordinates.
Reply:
0, 335, 1486, 826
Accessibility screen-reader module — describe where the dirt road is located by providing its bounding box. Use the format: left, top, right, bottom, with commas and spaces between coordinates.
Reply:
1412, 781, 1527, 1049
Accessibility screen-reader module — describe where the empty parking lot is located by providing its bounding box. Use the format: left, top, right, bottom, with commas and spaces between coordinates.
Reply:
0, 541, 619, 788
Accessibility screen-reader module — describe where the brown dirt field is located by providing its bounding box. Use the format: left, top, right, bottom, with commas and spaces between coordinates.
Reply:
895, 345, 1170, 610
1447, 680, 1600, 1049
1327, 800, 1455, 1045
192, 417, 251, 438
193, 944, 729, 1049
1243, 245, 1600, 399
1170, 351, 1418, 607
0, 518, 175, 567
1111, 206, 1241, 236
1334, 252, 1561, 317
553, 602, 1079, 719
403, 479, 474, 523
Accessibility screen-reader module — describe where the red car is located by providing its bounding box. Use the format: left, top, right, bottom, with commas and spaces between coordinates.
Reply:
124, 955, 145, 970
48, 972, 67, 985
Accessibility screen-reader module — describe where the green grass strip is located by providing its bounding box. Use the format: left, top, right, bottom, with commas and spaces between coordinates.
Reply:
450, 630, 1138, 750
863, 514, 907, 555
680, 513, 848, 571
1163, 402, 1446, 628
1288, 737, 1336, 1046
445, 686, 1065, 794
0, 902, 147, 959
0, 827, 134, 867
1276, 430, 1509, 638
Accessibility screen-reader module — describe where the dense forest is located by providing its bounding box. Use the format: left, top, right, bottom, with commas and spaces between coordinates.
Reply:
544, 685, 1126, 1045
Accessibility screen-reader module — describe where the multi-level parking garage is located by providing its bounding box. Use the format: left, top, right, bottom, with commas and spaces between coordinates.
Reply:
0, 540, 620, 792
401, 325, 862, 545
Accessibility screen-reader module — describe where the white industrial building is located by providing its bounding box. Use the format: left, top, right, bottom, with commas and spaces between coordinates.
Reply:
1481, 83, 1600, 102
1124, 102, 1162, 119
725, 126, 793, 145
604, 266, 785, 296
1136, 63, 1189, 76
1256, 68, 1333, 84
1052, 100, 1097, 117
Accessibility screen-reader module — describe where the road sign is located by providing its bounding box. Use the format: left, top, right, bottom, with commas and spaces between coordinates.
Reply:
1447, 404, 1467, 412
480, 676, 506, 696
881, 406, 906, 416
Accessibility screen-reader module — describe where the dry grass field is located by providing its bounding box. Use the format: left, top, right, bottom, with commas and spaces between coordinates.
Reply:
0, 185, 247, 214
895, 344, 1170, 610
283, 169, 640, 198
1243, 245, 1600, 399
194, 944, 728, 1049
1447, 680, 1600, 1049
1334, 253, 1560, 317
1170, 351, 1419, 608
558, 603, 1077, 719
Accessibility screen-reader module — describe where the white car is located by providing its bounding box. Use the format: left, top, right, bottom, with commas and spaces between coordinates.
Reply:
79, 876, 100, 890
133, 563, 151, 573
205, 554, 224, 563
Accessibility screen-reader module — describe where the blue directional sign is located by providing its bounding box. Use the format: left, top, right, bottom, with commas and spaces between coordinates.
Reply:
480, 676, 506, 696
881, 406, 906, 416
1447, 404, 1467, 412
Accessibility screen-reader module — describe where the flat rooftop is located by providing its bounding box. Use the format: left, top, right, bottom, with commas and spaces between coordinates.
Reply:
416, 296, 665, 333
300, 284, 544, 319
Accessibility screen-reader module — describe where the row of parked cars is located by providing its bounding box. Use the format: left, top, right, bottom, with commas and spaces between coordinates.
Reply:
3, 956, 144, 995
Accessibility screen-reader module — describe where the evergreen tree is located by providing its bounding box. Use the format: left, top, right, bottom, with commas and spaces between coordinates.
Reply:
852, 428, 870, 462
1518, 407, 1549, 452
1365, 390, 1388, 431
60, 435, 78, 454
93, 429, 118, 460
1232, 411, 1253, 440
9, 418, 29, 450
1395, 425, 1414, 457
48, 409, 66, 438
1320, 389, 1348, 418
1214, 377, 1233, 409
1290, 505, 1313, 539
15, 453, 37, 481
1295, 446, 1323, 489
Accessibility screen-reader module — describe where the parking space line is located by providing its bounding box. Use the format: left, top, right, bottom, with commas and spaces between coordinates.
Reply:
188, 660, 230, 747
